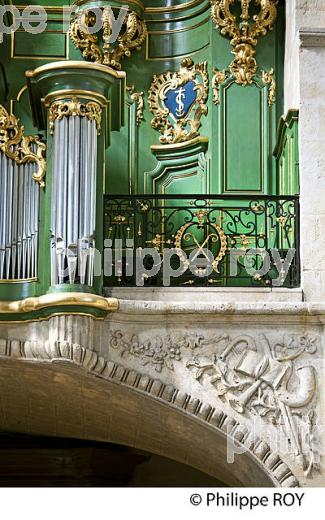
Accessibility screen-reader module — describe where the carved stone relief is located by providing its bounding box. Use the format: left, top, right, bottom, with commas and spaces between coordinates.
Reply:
110, 330, 209, 372
186, 333, 319, 477
108, 329, 320, 478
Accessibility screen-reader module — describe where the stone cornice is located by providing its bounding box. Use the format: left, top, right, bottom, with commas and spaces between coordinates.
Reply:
112, 299, 325, 323
300, 28, 325, 48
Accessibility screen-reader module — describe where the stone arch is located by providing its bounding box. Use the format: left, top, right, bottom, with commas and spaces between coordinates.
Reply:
0, 338, 299, 487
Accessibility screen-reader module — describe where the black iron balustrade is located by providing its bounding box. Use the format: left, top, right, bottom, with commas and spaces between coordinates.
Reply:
103, 194, 300, 288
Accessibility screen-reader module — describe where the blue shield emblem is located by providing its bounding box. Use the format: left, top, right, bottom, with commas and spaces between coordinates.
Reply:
164, 80, 197, 120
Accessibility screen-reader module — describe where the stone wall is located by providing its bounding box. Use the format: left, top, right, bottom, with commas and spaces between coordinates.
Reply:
285, 0, 325, 302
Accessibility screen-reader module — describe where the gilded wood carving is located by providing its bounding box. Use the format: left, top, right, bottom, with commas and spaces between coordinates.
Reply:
70, 7, 147, 70
48, 97, 102, 134
148, 58, 209, 144
0, 104, 46, 187
210, 0, 278, 85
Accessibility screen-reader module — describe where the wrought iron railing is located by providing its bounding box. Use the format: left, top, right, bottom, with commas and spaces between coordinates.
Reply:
103, 195, 300, 288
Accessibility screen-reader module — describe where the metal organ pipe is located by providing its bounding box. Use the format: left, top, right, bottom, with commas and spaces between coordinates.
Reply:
50, 111, 98, 287
0, 148, 40, 280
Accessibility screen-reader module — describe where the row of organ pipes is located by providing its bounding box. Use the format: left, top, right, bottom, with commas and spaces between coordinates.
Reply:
50, 115, 97, 286
0, 149, 39, 280
1, 110, 98, 286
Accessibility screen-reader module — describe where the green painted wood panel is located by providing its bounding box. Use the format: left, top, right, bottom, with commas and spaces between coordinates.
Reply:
147, 19, 210, 60
223, 84, 264, 192
13, 32, 67, 58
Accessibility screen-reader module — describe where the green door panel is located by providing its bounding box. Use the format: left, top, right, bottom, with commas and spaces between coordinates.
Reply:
219, 80, 270, 194
13, 31, 68, 59
145, 138, 209, 195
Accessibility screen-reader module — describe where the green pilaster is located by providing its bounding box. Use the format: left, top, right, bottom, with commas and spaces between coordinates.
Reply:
273, 109, 300, 196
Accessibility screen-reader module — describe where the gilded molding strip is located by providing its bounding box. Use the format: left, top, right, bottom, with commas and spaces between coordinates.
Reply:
0, 278, 38, 284
25, 60, 126, 80
43, 90, 109, 108
210, 0, 278, 85
73, 0, 144, 13
147, 15, 209, 35
145, 41, 210, 62
0, 104, 46, 187
262, 69, 276, 107
48, 97, 102, 134
148, 4, 210, 24
73, 0, 202, 15
151, 135, 209, 152
126, 85, 144, 193
145, 0, 202, 14
0, 292, 118, 315
212, 68, 228, 105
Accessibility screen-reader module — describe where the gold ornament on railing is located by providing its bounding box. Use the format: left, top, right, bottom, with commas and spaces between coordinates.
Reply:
70, 7, 147, 70
210, 0, 278, 85
48, 97, 102, 134
0, 104, 46, 187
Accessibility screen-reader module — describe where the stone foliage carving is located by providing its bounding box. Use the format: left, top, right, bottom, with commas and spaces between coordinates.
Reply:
109, 330, 207, 372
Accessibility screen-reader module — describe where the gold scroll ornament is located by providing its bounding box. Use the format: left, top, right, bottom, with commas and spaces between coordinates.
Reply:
0, 104, 46, 187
